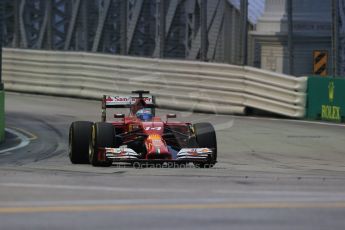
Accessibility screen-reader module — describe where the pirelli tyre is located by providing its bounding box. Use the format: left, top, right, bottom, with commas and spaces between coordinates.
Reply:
193, 122, 217, 168
69, 121, 93, 164
89, 122, 116, 167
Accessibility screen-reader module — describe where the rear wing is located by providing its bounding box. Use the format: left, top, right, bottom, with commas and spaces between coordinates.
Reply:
101, 91, 156, 121
103, 95, 154, 108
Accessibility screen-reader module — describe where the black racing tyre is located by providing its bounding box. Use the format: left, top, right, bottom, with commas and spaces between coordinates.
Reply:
69, 121, 93, 164
89, 122, 116, 167
192, 122, 217, 168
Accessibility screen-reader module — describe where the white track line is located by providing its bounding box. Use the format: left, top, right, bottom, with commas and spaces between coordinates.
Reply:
0, 128, 30, 154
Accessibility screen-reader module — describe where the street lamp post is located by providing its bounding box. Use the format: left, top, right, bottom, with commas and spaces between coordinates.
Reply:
332, 0, 339, 77
159, 0, 166, 58
121, 0, 128, 55
0, 0, 3, 89
287, 0, 294, 75
200, 0, 207, 62
241, 0, 248, 66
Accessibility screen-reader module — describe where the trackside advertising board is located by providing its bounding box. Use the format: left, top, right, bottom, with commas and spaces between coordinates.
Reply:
307, 76, 345, 123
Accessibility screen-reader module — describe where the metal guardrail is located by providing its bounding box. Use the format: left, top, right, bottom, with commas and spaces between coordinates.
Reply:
2, 48, 307, 117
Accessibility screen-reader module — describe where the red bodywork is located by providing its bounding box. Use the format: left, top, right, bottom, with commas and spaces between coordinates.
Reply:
109, 117, 191, 160
99, 93, 193, 161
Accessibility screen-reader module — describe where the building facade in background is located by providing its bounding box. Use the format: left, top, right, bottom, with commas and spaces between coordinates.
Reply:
251, 0, 345, 77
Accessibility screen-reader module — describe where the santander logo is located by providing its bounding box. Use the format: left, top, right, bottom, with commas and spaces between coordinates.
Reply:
106, 96, 130, 102
106, 96, 153, 104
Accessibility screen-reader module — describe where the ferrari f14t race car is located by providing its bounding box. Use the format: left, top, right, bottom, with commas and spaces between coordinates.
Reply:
69, 91, 217, 168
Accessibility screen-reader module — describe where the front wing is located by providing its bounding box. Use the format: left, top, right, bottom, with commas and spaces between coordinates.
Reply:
100, 146, 214, 164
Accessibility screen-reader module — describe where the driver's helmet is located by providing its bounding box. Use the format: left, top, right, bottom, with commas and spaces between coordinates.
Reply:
136, 108, 153, 121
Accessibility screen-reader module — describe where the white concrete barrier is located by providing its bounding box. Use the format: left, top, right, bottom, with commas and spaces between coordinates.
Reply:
2, 48, 307, 117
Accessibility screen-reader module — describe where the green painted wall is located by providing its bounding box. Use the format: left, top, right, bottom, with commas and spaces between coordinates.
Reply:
0, 90, 4, 143
307, 76, 345, 123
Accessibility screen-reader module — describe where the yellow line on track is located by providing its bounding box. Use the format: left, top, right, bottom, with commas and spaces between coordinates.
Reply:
9, 127, 37, 140
1, 202, 345, 214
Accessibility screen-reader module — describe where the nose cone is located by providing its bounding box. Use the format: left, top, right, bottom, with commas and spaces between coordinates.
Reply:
145, 134, 171, 160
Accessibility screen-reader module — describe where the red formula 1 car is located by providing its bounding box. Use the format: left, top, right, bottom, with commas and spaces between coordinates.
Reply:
69, 91, 217, 168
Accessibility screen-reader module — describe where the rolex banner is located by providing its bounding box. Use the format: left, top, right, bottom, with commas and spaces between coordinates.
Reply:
307, 77, 345, 123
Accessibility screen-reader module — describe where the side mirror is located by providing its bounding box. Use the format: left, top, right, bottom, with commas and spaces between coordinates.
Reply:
166, 114, 177, 119
114, 114, 125, 119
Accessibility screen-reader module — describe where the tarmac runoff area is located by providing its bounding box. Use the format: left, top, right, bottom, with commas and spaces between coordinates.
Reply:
0, 92, 344, 230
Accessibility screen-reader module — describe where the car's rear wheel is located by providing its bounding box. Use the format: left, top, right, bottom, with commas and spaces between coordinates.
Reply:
69, 121, 93, 164
192, 122, 217, 168
89, 122, 116, 167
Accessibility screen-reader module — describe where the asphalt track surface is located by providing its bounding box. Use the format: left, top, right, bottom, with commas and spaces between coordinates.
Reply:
1, 92, 345, 230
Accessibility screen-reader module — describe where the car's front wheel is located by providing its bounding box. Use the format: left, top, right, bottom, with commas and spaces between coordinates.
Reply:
89, 122, 116, 167
192, 122, 217, 168
69, 121, 93, 164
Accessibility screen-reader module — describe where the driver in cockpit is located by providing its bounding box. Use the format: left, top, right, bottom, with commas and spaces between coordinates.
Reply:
135, 108, 153, 121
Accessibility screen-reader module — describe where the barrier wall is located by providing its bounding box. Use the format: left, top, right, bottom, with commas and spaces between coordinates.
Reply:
2, 48, 307, 118
307, 76, 345, 122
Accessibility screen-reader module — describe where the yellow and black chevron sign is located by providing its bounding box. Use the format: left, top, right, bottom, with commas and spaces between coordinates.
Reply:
313, 51, 328, 76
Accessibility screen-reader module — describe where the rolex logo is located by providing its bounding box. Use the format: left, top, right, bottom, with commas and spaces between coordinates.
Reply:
328, 81, 335, 103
